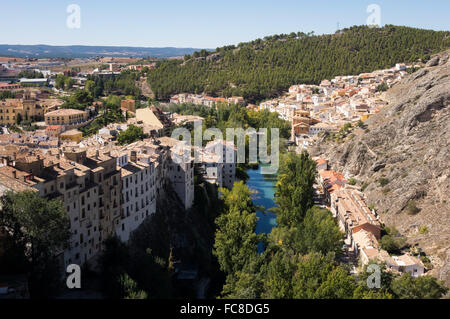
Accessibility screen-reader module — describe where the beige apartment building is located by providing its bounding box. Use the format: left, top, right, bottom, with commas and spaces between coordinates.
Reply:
45, 109, 88, 127
0, 147, 121, 268
0, 92, 45, 125
113, 148, 157, 242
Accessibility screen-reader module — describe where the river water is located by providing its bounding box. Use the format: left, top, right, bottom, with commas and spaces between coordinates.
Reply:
246, 167, 278, 238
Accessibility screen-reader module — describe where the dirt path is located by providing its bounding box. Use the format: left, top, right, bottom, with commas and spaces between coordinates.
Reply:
138, 76, 154, 99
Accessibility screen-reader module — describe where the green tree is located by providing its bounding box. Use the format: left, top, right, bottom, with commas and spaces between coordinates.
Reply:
55, 74, 66, 90
119, 273, 148, 299
15, 113, 22, 125
213, 181, 263, 275
293, 206, 344, 256
380, 235, 406, 254
354, 262, 395, 298
274, 151, 317, 227
391, 273, 448, 299
0, 191, 70, 297
64, 77, 75, 90
117, 125, 147, 145
70, 89, 93, 106
99, 236, 130, 298
221, 271, 263, 299
376, 82, 389, 92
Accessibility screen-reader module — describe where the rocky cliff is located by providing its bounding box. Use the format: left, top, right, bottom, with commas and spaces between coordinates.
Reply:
311, 50, 450, 284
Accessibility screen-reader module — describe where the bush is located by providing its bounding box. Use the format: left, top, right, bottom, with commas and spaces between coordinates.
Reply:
348, 178, 357, 185
380, 235, 406, 254
117, 125, 147, 145
420, 256, 432, 269
9, 125, 22, 133
376, 82, 389, 92
406, 200, 421, 215
361, 182, 370, 191
419, 225, 428, 234
378, 177, 389, 187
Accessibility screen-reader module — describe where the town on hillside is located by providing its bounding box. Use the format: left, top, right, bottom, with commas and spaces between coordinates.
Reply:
0, 17, 448, 302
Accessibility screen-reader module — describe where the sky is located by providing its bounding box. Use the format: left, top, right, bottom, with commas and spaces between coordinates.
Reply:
1, 0, 449, 49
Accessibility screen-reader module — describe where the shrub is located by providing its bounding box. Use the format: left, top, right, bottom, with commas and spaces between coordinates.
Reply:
381, 235, 406, 254
419, 225, 428, 234
378, 177, 389, 187
406, 200, 421, 215
420, 256, 432, 269
361, 182, 370, 191
376, 82, 389, 92
348, 178, 357, 185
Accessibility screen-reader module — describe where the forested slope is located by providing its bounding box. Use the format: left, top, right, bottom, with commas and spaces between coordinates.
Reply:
148, 25, 450, 103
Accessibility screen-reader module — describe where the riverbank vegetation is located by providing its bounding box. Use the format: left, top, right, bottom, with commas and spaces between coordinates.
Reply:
212, 151, 448, 299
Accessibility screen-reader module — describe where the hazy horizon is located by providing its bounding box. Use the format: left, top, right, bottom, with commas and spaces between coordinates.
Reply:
1, 0, 449, 48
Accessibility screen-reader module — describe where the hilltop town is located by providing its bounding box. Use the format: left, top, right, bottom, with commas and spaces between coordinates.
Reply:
0, 34, 448, 299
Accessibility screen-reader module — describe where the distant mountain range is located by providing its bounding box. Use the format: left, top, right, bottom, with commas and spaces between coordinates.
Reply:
0, 44, 207, 58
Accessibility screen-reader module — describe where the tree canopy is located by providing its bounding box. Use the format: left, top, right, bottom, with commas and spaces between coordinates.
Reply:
0, 190, 71, 297
117, 124, 147, 145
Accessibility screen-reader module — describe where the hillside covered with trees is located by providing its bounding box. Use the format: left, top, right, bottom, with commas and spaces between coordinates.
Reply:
147, 25, 450, 103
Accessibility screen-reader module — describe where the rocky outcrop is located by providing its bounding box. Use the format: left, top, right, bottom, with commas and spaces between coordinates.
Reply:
311, 50, 450, 284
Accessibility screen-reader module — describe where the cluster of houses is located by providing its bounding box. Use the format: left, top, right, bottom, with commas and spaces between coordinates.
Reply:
0, 56, 155, 92
258, 63, 418, 147
314, 157, 426, 278
170, 93, 245, 107
0, 85, 238, 276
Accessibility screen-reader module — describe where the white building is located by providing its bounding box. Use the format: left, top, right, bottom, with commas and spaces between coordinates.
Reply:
165, 140, 195, 210
115, 151, 157, 242
205, 139, 237, 189
199, 150, 223, 188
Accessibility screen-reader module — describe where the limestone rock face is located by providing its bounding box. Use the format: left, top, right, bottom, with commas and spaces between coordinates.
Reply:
311, 50, 450, 285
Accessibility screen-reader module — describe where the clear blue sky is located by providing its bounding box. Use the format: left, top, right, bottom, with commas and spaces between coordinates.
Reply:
1, 0, 449, 48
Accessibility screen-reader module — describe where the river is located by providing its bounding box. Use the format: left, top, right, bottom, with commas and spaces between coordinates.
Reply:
246, 166, 278, 247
